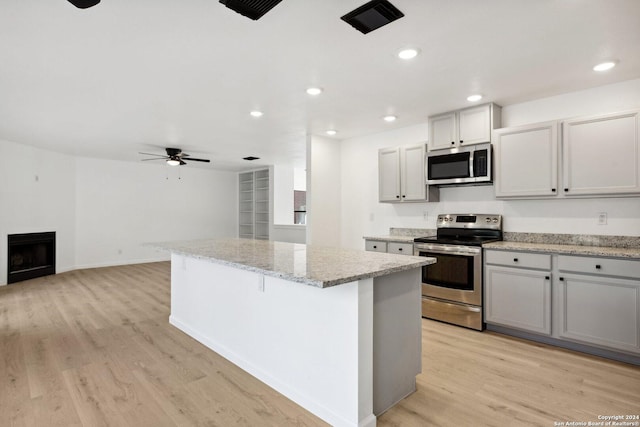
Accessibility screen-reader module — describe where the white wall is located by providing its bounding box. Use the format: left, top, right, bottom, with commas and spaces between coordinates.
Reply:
0, 140, 238, 284
307, 135, 342, 246
338, 79, 640, 250
74, 157, 237, 269
273, 164, 295, 225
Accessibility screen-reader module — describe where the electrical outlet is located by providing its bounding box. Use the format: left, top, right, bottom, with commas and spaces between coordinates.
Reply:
423, 211, 428, 221
597, 212, 607, 225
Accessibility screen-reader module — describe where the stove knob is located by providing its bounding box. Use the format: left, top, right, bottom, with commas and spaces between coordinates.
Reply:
485, 218, 491, 223
492, 218, 499, 223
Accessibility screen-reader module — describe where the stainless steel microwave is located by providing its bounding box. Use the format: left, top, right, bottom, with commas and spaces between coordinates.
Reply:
426, 143, 492, 186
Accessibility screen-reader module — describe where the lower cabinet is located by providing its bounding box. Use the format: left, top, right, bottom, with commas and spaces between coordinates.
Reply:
557, 255, 640, 354
485, 266, 551, 335
484, 250, 552, 335
365, 240, 413, 256
484, 249, 640, 357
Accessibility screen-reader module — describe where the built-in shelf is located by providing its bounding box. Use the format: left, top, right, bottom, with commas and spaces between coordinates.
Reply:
238, 169, 270, 240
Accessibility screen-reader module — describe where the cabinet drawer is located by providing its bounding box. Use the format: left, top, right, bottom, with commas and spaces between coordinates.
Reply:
388, 242, 414, 255
558, 255, 640, 279
485, 250, 551, 270
365, 240, 387, 253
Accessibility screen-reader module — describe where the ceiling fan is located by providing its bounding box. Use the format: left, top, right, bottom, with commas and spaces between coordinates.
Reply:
139, 148, 211, 166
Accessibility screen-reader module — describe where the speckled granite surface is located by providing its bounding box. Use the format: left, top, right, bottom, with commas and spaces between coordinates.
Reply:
502, 232, 640, 249
484, 238, 640, 259
151, 238, 435, 288
364, 228, 435, 243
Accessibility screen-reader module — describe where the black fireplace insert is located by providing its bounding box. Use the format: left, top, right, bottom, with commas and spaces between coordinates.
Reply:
7, 232, 56, 284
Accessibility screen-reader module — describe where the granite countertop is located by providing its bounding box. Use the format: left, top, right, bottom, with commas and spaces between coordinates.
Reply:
483, 241, 640, 259
151, 238, 435, 288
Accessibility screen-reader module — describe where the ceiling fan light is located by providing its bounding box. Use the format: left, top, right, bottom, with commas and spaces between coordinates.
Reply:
67, 0, 101, 9
166, 159, 180, 166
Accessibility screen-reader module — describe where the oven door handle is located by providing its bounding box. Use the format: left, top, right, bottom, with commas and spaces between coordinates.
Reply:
415, 247, 479, 257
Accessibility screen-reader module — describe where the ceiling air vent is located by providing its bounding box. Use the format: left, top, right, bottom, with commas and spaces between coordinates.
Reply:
341, 0, 404, 34
219, 0, 283, 21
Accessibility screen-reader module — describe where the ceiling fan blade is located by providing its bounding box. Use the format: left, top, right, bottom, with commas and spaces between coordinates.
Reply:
183, 157, 210, 163
179, 159, 187, 166
138, 152, 168, 157
141, 157, 168, 161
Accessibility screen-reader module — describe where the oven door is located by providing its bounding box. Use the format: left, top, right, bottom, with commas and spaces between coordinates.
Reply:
414, 245, 482, 306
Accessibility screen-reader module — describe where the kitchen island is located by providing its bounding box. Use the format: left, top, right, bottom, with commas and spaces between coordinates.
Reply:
152, 238, 435, 427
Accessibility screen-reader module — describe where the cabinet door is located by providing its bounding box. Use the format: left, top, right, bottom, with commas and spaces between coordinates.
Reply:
401, 144, 426, 201
428, 112, 457, 151
562, 110, 640, 196
494, 121, 559, 198
558, 274, 640, 354
378, 147, 401, 202
485, 265, 551, 335
458, 104, 492, 146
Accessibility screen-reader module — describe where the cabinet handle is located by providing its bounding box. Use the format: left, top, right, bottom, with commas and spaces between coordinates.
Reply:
595, 264, 601, 269
402, 195, 406, 198
551, 188, 556, 192
513, 258, 518, 262
373, 245, 377, 249
545, 276, 550, 280
451, 141, 455, 145
559, 277, 564, 281
396, 195, 400, 198
460, 140, 463, 144
564, 188, 569, 192
398, 248, 403, 251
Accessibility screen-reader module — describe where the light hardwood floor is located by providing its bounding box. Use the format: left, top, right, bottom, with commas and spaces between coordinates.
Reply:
1, 262, 638, 426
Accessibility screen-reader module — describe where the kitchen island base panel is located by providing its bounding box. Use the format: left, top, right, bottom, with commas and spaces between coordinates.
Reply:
169, 254, 421, 427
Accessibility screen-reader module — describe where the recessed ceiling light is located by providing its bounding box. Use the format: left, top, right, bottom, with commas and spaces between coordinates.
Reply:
398, 48, 419, 60
467, 94, 483, 102
383, 115, 397, 122
326, 129, 337, 136
306, 87, 323, 96
593, 61, 617, 72
250, 110, 263, 117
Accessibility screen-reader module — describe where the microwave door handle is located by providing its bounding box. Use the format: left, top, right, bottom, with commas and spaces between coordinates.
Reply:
469, 150, 474, 178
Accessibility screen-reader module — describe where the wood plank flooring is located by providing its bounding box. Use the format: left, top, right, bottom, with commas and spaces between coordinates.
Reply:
1, 262, 638, 426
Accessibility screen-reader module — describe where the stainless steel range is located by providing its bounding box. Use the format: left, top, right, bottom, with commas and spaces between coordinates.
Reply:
414, 214, 503, 330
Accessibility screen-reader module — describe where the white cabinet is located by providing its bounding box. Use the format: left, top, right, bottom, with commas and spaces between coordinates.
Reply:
365, 240, 413, 256
378, 144, 439, 203
428, 103, 501, 151
238, 169, 271, 240
494, 121, 559, 198
484, 250, 552, 335
557, 255, 640, 354
562, 110, 640, 196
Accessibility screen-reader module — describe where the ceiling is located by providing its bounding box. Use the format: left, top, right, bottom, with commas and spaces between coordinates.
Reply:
1, 0, 639, 171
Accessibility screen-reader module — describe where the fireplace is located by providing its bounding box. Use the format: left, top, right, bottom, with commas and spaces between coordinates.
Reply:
7, 232, 56, 284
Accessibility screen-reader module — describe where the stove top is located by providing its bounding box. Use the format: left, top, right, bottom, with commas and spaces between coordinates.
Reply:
414, 213, 503, 246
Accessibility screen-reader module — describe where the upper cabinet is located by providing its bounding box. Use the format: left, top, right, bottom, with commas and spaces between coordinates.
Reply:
428, 103, 502, 151
379, 144, 439, 203
562, 110, 640, 197
494, 109, 640, 199
494, 121, 559, 198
